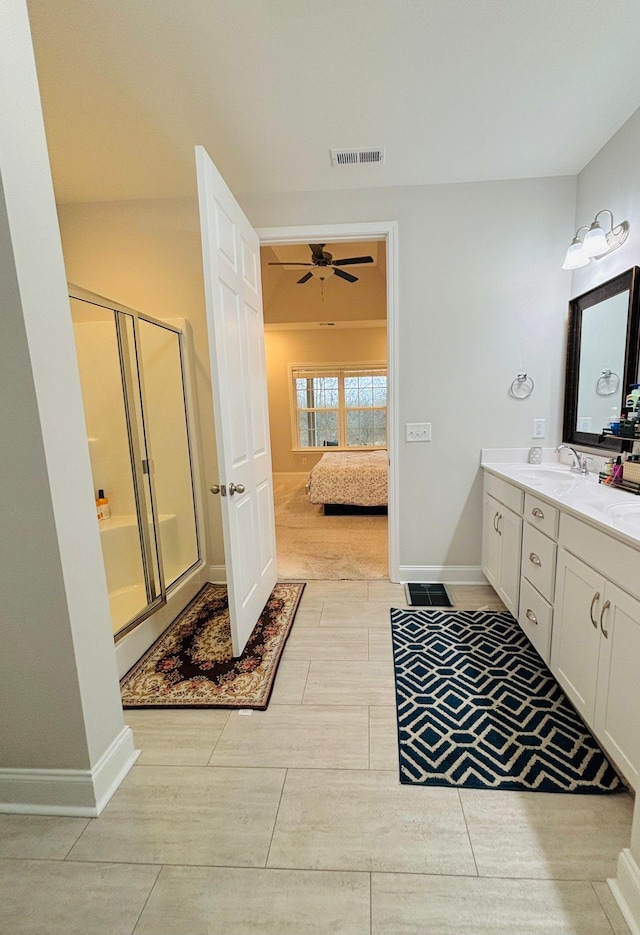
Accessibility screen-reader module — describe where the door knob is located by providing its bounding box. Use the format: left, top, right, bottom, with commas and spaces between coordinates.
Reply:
228, 482, 245, 496
210, 485, 220, 495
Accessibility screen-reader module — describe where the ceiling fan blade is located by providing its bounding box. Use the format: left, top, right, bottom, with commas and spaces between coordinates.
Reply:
333, 268, 358, 283
268, 261, 315, 266
332, 256, 374, 266
297, 272, 313, 284
309, 243, 327, 261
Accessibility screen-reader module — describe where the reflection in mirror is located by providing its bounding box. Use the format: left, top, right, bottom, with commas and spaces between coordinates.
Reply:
575, 292, 627, 434
563, 267, 640, 452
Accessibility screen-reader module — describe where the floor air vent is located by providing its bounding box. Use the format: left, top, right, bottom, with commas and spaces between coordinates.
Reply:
331, 147, 385, 167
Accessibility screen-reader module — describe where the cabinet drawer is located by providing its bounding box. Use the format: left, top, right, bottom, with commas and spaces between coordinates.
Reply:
524, 494, 559, 540
518, 577, 553, 663
484, 472, 524, 515
522, 523, 557, 602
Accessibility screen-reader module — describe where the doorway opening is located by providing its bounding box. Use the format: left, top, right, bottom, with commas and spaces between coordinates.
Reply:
258, 223, 398, 582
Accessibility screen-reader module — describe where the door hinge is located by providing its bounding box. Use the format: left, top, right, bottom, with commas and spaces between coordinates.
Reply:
142, 458, 154, 474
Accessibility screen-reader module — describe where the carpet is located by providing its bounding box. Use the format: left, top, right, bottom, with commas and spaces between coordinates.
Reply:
390, 608, 625, 793
120, 582, 304, 709
274, 473, 387, 579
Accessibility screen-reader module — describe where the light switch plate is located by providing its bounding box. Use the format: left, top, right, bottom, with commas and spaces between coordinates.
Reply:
406, 422, 432, 442
532, 419, 546, 439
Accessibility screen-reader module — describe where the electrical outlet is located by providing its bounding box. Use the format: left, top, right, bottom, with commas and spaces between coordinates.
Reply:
578, 417, 592, 432
532, 419, 546, 439
406, 422, 432, 442
301, 457, 308, 466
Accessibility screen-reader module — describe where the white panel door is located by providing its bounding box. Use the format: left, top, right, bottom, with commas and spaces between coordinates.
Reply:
497, 506, 522, 618
482, 494, 501, 591
195, 146, 277, 656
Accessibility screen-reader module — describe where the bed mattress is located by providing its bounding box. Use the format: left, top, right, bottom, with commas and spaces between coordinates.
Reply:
307, 449, 388, 507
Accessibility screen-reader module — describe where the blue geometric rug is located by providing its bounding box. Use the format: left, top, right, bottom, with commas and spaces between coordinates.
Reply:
390, 608, 625, 793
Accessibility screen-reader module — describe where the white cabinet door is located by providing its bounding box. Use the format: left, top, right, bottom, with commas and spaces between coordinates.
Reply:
482, 493, 502, 590
551, 549, 604, 725
594, 581, 640, 788
497, 506, 522, 617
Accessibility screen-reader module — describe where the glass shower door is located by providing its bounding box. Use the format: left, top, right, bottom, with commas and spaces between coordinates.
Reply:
71, 297, 163, 634
137, 317, 200, 587
71, 289, 200, 640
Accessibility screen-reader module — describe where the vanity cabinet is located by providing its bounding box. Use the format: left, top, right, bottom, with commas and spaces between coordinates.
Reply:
482, 467, 640, 788
482, 491, 522, 617
553, 537, 640, 788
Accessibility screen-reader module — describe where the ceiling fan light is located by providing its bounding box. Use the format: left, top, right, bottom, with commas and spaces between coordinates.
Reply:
583, 222, 609, 257
562, 238, 589, 270
311, 266, 332, 280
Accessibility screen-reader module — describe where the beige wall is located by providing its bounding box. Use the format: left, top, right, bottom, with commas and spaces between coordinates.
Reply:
266, 327, 388, 472
0, 0, 128, 791
57, 198, 224, 568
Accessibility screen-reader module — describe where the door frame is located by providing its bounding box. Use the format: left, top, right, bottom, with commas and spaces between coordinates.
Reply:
256, 221, 400, 582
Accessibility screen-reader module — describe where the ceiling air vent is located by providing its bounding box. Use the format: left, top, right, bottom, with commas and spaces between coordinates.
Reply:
330, 147, 385, 168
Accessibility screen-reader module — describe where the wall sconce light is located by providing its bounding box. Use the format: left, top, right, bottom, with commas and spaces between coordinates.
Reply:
562, 210, 629, 270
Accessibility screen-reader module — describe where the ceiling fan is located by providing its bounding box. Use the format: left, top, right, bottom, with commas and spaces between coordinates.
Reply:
268, 243, 374, 284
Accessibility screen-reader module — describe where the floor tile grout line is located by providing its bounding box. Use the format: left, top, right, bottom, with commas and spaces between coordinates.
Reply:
264, 767, 288, 869
6, 853, 621, 882
590, 881, 622, 935
60, 818, 91, 861
130, 862, 163, 935
456, 789, 479, 878
369, 870, 373, 935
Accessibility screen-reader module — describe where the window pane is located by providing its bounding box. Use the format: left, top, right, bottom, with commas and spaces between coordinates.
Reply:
295, 376, 338, 408
346, 409, 387, 446
344, 374, 386, 408
298, 410, 339, 447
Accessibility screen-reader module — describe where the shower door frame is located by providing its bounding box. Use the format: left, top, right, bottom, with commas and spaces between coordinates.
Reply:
69, 285, 203, 641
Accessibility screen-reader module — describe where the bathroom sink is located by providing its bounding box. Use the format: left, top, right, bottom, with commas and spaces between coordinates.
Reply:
511, 467, 573, 483
605, 502, 640, 532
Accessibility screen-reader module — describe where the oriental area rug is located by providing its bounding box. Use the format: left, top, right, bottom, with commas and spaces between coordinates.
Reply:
390, 608, 625, 793
121, 582, 304, 709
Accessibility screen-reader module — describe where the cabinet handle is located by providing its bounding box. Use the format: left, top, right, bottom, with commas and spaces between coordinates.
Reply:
589, 591, 600, 629
493, 511, 499, 533
600, 600, 611, 639
532, 507, 545, 519
525, 609, 538, 625
529, 552, 541, 567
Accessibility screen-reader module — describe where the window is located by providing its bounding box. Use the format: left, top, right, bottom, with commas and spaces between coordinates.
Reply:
292, 365, 387, 449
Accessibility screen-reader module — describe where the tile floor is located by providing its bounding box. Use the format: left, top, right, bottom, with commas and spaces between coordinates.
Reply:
0, 582, 634, 934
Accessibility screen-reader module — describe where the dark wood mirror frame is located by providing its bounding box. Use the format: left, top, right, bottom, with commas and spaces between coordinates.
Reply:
563, 267, 640, 452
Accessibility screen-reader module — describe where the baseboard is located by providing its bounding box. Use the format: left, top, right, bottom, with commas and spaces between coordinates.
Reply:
398, 565, 487, 584
609, 850, 640, 935
207, 564, 226, 583
0, 726, 138, 817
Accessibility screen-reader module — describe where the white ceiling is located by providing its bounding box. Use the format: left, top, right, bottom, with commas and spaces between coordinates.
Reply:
26, 0, 640, 204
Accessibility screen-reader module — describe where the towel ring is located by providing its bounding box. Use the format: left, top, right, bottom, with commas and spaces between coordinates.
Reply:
509, 373, 534, 399
596, 370, 620, 396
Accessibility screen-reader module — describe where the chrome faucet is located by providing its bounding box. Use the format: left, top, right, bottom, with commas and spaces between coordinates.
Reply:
556, 445, 591, 474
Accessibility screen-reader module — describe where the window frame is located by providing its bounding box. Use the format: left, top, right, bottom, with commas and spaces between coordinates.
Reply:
289, 361, 388, 451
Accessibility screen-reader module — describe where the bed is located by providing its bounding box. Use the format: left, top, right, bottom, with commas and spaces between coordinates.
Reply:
306, 450, 388, 513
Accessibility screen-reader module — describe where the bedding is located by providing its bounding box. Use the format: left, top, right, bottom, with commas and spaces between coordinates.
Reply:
306, 449, 388, 507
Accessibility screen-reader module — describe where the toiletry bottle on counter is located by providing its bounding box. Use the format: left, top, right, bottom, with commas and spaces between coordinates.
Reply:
96, 489, 110, 521
612, 457, 623, 484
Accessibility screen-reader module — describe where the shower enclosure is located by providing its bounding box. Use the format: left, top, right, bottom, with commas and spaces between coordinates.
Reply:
71, 287, 201, 639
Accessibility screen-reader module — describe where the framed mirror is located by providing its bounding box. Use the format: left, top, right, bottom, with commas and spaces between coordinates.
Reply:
563, 267, 640, 452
